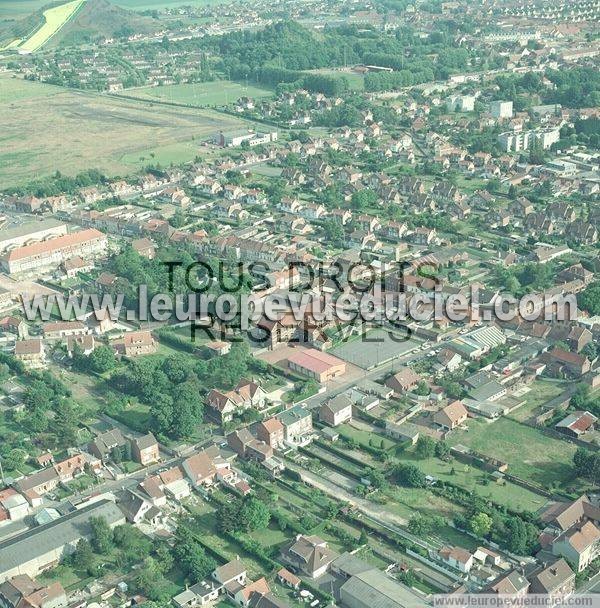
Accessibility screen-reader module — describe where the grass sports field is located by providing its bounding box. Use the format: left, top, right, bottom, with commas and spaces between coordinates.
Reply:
123, 81, 274, 107
0, 76, 251, 187
304, 67, 365, 90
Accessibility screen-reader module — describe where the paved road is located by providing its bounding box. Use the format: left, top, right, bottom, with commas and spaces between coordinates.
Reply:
300, 340, 428, 410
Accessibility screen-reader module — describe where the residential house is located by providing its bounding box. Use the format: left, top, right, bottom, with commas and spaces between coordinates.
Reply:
281, 535, 338, 578
88, 428, 128, 463
487, 570, 530, 595
0, 575, 67, 608
438, 546, 473, 573
111, 330, 157, 358
385, 421, 420, 445
276, 406, 313, 445
182, 450, 221, 488
66, 334, 95, 357
552, 521, 600, 572
256, 418, 285, 449
319, 394, 353, 427
529, 559, 575, 596
131, 433, 160, 465
131, 238, 156, 259
227, 429, 273, 462
14, 339, 45, 369
385, 367, 421, 395
433, 401, 468, 431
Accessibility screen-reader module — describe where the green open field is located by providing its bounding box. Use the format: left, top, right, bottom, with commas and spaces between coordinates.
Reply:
0, 76, 251, 187
304, 68, 365, 91
0, 76, 62, 103
448, 417, 578, 489
17, 0, 85, 52
123, 80, 274, 107
509, 380, 566, 422
403, 454, 549, 513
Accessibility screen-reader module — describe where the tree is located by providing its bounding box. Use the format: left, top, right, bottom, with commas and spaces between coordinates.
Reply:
134, 557, 172, 602
369, 469, 388, 490
486, 178, 501, 193
89, 516, 114, 554
359, 529, 369, 545
505, 516, 538, 555
153, 542, 174, 574
170, 380, 203, 439
435, 441, 450, 459
350, 189, 377, 210
88, 345, 117, 373
470, 512, 493, 538
415, 436, 436, 459
71, 539, 94, 572
573, 448, 600, 485
1, 448, 26, 472
217, 500, 242, 534
173, 526, 216, 583
392, 463, 426, 488
409, 514, 445, 536
579, 281, 600, 316
321, 219, 345, 247
240, 497, 271, 532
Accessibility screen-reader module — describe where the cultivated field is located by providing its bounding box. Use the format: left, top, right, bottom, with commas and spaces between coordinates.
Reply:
17, 0, 86, 53
0, 76, 250, 187
122, 80, 274, 107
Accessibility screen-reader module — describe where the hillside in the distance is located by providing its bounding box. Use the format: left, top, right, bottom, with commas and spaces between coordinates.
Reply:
58, 0, 157, 46
0, 0, 157, 49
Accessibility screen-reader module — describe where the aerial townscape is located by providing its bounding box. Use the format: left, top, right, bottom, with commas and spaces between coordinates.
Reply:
0, 0, 599, 607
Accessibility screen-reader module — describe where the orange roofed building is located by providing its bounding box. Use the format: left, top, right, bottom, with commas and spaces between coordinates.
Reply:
287, 348, 346, 383
0, 228, 107, 275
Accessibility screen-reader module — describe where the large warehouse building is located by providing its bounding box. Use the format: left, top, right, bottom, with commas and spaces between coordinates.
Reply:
0, 499, 125, 583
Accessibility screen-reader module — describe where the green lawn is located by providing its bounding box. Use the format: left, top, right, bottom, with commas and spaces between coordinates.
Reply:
124, 81, 274, 107
509, 380, 567, 422
0, 76, 62, 104
249, 524, 292, 548
188, 511, 268, 579
303, 68, 365, 91
112, 401, 151, 433
448, 417, 578, 489
403, 454, 549, 513
338, 423, 395, 450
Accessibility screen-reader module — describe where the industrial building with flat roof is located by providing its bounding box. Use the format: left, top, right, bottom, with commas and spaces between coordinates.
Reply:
0, 499, 125, 583
0, 219, 67, 253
